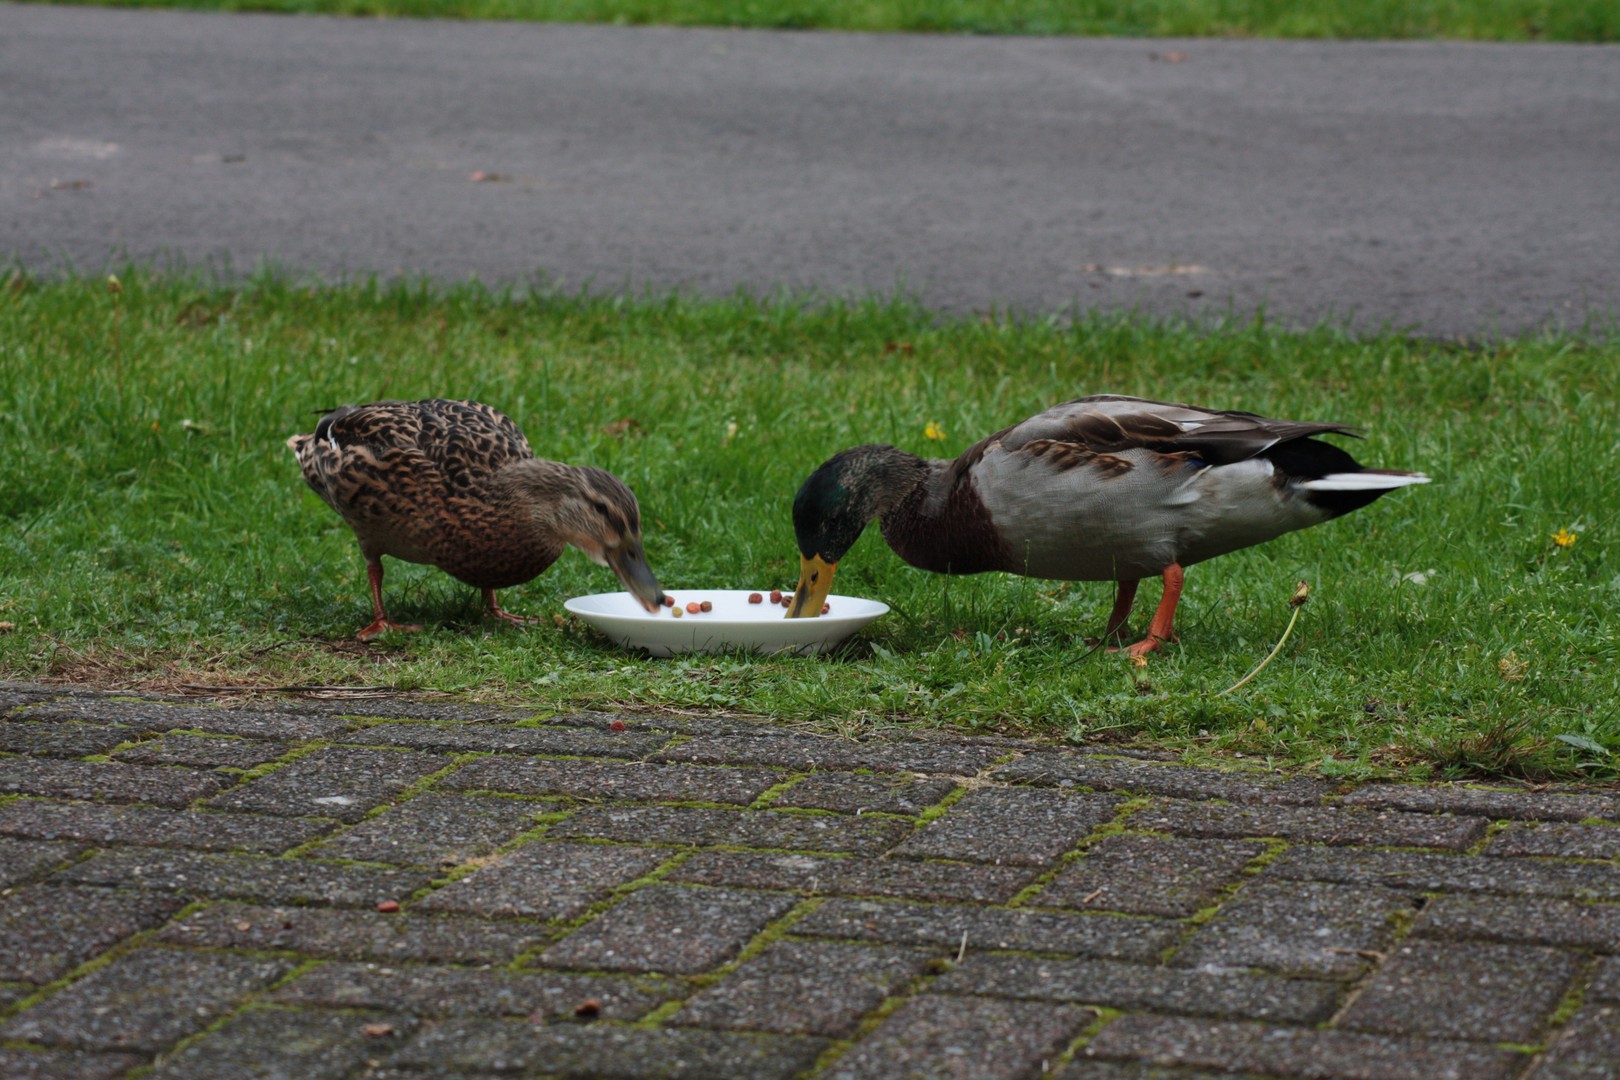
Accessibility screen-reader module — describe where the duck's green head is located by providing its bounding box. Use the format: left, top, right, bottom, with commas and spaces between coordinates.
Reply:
787, 445, 926, 618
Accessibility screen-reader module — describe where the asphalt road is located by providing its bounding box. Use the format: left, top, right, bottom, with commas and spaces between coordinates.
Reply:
3, 4, 1618, 337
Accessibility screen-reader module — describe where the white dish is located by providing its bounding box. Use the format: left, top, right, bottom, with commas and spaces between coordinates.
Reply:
564, 589, 889, 657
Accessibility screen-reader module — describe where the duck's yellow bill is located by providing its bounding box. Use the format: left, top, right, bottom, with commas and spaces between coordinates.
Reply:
786, 555, 836, 618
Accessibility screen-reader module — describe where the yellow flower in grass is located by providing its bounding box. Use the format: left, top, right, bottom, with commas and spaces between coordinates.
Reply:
1552, 528, 1578, 550
924, 421, 947, 441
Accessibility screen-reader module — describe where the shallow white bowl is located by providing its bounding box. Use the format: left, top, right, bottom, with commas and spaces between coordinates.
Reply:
564, 589, 889, 657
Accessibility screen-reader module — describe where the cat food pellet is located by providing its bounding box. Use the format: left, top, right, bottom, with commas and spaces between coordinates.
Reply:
671, 606, 683, 618
769, 590, 782, 604
662, 595, 675, 608
686, 601, 702, 614
376, 900, 400, 913
748, 593, 763, 604
822, 603, 831, 615
700, 600, 713, 612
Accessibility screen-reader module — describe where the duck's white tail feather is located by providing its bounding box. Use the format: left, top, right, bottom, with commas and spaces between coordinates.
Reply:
1303, 472, 1430, 492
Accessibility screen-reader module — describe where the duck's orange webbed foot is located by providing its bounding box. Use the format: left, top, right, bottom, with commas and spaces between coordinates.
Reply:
1120, 632, 1177, 659
357, 618, 424, 642
484, 591, 541, 626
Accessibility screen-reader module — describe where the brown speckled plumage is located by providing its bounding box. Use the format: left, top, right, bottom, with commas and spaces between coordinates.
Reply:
790, 394, 1429, 656
288, 399, 663, 640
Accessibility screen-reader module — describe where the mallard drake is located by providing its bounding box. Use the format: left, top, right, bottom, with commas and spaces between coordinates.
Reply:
786, 394, 1429, 656
288, 398, 664, 641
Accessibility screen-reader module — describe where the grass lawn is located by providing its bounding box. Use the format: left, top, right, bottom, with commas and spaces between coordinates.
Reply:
36, 0, 1620, 42
1, 272, 1614, 780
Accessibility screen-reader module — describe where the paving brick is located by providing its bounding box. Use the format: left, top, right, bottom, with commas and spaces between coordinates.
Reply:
1537, 1005, 1620, 1080
0, 686, 41, 709
310, 792, 552, 867
542, 707, 755, 735
0, 1048, 144, 1080
669, 849, 1035, 904
935, 954, 1340, 1024
0, 885, 184, 983
444, 755, 781, 804
823, 994, 1089, 1080
0, 719, 135, 757
0, 798, 330, 853
1341, 783, 1620, 823
1054, 1060, 1242, 1080
111, 732, 294, 769
1, 947, 293, 1052
549, 804, 914, 855
157, 902, 549, 964
658, 733, 1005, 775
1411, 894, 1620, 950
1484, 821, 1620, 859
0, 837, 81, 888
53, 849, 433, 907
207, 746, 452, 821
1082, 1014, 1525, 1080
0, 757, 227, 807
1590, 955, 1620, 1001
416, 842, 669, 920
317, 699, 537, 723
20, 700, 354, 740
1129, 799, 1485, 850
1338, 939, 1581, 1041
146, 1006, 418, 1079
1269, 846, 1620, 900
795, 898, 1180, 961
1036, 835, 1265, 916
673, 940, 930, 1036
891, 789, 1123, 866
346, 720, 669, 758
995, 752, 1337, 805
1173, 880, 1412, 978
268, 960, 674, 1019
388, 1017, 827, 1078
539, 884, 797, 974
769, 771, 958, 815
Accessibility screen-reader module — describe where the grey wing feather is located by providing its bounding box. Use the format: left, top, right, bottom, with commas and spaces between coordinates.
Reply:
989, 395, 1360, 466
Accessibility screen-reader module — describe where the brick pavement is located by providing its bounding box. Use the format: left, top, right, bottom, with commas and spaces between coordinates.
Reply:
1, 681, 1617, 1079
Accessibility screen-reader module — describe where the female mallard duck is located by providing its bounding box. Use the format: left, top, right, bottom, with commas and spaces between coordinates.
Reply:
787, 394, 1428, 657
288, 399, 664, 641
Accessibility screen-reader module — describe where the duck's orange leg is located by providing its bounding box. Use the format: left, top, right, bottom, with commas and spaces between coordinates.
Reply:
484, 590, 540, 626
1102, 578, 1140, 641
1123, 563, 1183, 658
356, 559, 423, 641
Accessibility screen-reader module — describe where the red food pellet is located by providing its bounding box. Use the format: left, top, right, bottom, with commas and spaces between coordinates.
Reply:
781, 595, 792, 608
573, 998, 602, 1018
748, 593, 763, 604
686, 601, 702, 614
376, 900, 400, 913
700, 600, 713, 612
822, 603, 831, 615
662, 595, 675, 608
609, 719, 627, 732
769, 590, 782, 604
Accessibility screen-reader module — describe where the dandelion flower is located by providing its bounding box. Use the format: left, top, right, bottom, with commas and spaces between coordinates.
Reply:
1552, 528, 1578, 549
924, 421, 947, 441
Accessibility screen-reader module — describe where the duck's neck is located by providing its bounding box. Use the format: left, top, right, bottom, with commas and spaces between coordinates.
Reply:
876, 452, 1009, 575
